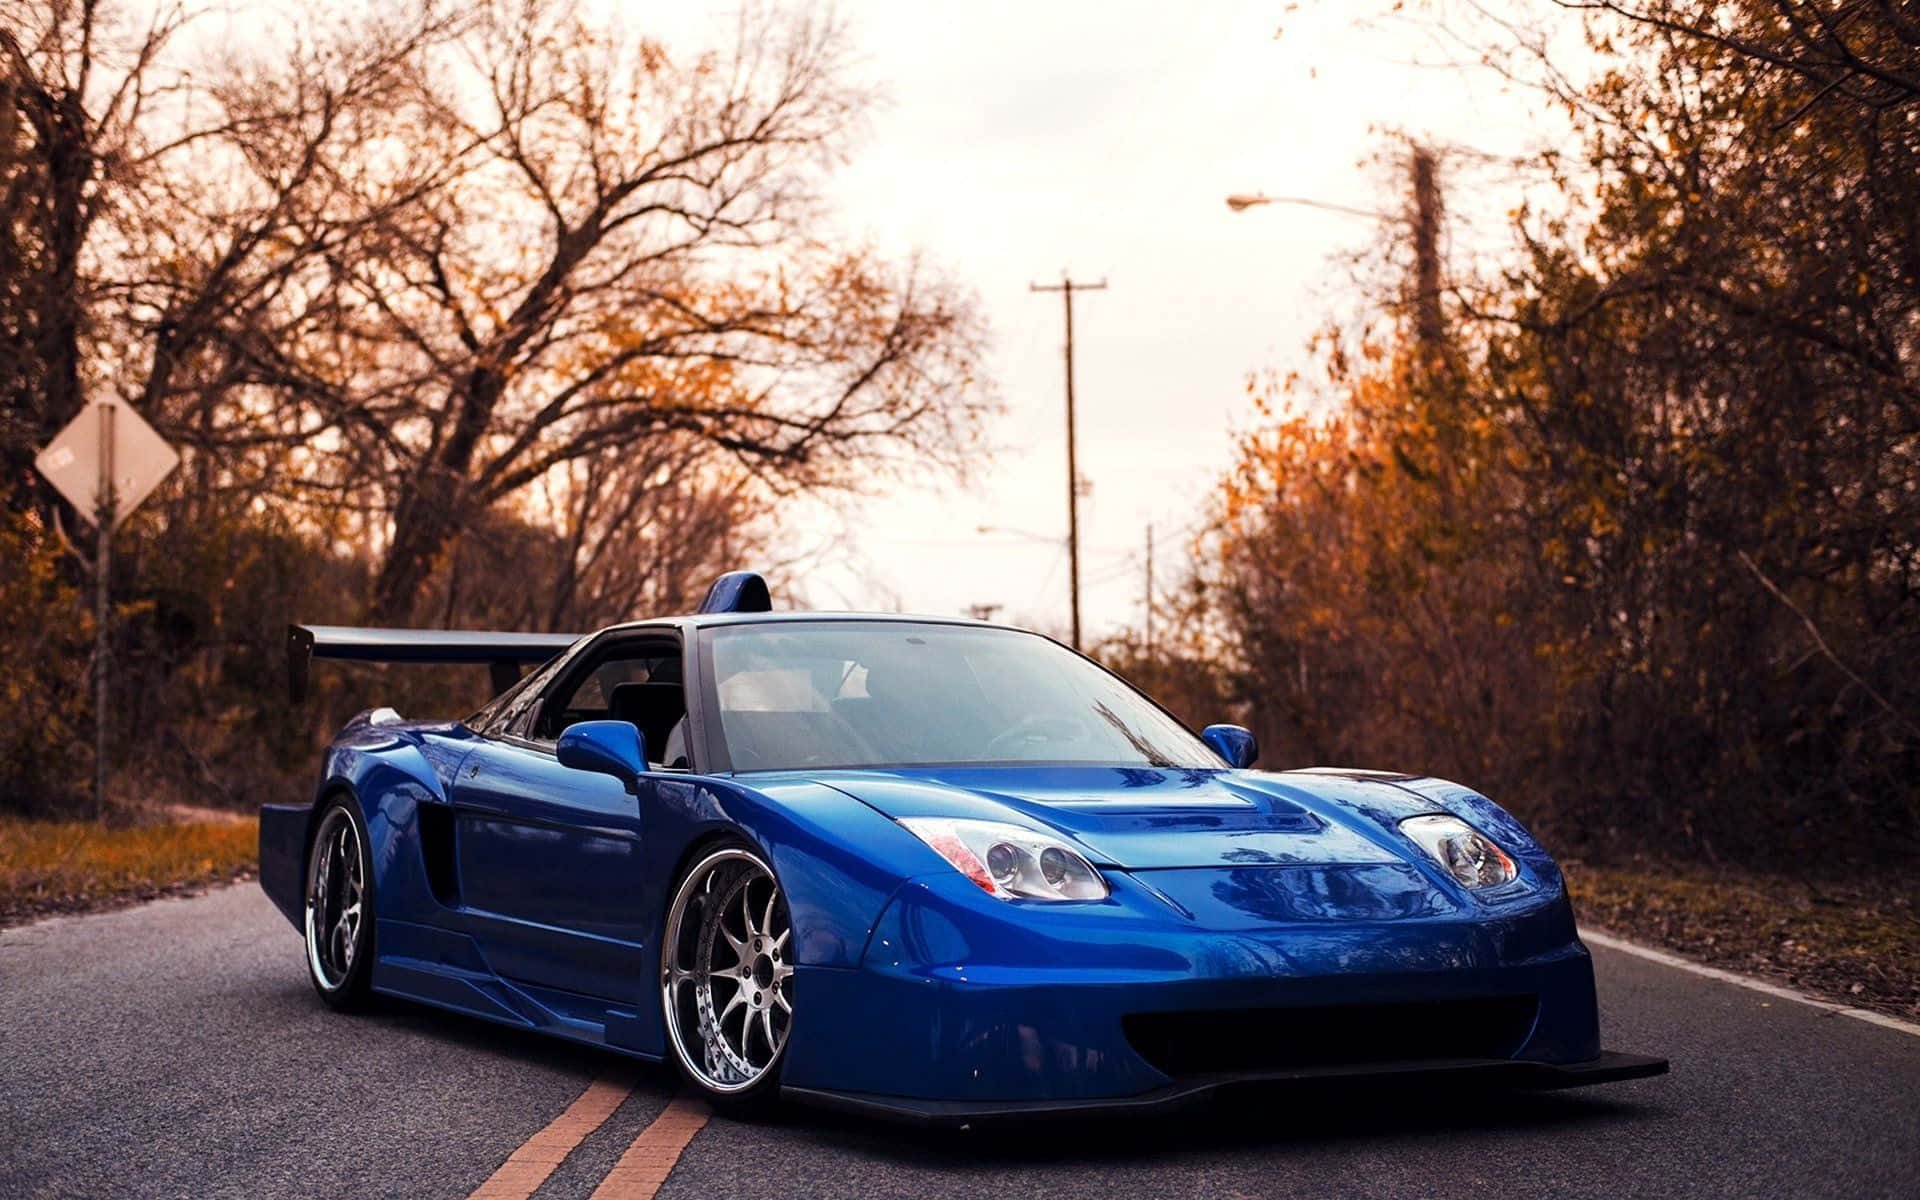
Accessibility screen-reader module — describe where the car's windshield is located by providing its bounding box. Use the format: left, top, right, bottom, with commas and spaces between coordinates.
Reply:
705, 620, 1220, 772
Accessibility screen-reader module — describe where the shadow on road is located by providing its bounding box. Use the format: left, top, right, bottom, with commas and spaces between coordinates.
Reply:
357, 991, 675, 1085
349, 992, 1661, 1164
750, 1078, 1661, 1165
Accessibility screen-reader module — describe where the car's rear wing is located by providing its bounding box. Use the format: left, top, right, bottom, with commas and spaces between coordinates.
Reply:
287, 624, 581, 702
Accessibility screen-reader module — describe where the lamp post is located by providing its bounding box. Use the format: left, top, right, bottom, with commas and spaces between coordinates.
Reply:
1234, 145, 1446, 358
1224, 192, 1391, 220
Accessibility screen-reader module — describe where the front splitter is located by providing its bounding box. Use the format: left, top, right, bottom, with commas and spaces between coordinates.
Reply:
783, 1050, 1668, 1127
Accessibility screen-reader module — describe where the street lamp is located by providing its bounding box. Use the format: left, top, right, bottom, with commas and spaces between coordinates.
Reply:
1225, 192, 1391, 221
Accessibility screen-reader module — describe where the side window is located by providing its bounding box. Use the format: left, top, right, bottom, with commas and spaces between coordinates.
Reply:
532, 639, 690, 767
472, 652, 568, 737
562, 657, 657, 717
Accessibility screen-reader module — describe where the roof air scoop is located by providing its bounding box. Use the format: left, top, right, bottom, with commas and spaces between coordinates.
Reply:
698, 571, 772, 615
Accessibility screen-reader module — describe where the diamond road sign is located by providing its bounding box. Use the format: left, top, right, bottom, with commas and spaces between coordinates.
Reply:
34, 401, 179, 530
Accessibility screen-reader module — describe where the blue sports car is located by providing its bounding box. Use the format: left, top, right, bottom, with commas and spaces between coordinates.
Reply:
260, 571, 1664, 1121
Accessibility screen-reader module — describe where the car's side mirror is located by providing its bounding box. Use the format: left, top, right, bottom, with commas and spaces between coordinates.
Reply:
1202, 724, 1258, 769
556, 720, 648, 793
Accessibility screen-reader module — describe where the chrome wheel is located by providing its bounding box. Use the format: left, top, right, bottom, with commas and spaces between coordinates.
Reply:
305, 805, 367, 993
662, 847, 793, 1095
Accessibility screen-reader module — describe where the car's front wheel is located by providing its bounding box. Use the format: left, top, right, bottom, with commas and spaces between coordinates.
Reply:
661, 842, 794, 1106
305, 798, 375, 1010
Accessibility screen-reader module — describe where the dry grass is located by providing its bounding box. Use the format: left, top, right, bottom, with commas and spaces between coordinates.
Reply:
1566, 861, 1920, 1021
0, 813, 258, 927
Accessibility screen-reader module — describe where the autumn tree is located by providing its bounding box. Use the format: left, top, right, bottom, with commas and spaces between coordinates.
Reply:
213, 0, 990, 622
1192, 3, 1919, 866
2, 0, 982, 812
1478, 0, 1919, 856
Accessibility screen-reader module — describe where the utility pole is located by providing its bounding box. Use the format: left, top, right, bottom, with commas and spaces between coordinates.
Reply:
1407, 143, 1445, 364
1144, 523, 1154, 663
1028, 274, 1105, 651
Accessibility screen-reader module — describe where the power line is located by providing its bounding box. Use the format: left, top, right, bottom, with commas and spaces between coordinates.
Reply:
1145, 522, 1154, 662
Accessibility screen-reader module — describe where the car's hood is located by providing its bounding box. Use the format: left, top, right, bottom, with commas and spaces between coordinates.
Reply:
809, 765, 1447, 870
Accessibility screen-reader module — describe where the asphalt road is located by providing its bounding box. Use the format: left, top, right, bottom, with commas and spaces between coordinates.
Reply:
3, 884, 1917, 1199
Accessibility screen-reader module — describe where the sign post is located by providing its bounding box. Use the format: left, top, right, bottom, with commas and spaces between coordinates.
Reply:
34, 401, 178, 819
92, 406, 115, 819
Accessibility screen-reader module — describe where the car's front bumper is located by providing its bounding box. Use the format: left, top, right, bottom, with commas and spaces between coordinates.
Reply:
779, 866, 1661, 1110
784, 1050, 1669, 1126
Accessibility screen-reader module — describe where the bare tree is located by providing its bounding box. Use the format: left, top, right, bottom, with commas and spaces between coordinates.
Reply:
221, 0, 990, 621
1557, 1, 1920, 109
419, 434, 782, 633
0, 0, 180, 485
533, 441, 776, 631
1, 0, 455, 512
7, 0, 986, 622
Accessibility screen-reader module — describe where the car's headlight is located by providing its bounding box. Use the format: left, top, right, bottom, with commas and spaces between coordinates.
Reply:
897, 817, 1109, 901
1399, 814, 1518, 888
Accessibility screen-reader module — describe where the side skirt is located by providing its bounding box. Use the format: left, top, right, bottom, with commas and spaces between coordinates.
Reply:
367, 926, 664, 1064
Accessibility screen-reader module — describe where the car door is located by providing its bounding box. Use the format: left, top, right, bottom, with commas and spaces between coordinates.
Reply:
450, 629, 689, 1005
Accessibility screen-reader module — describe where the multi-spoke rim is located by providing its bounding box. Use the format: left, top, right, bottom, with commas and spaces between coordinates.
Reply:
661, 848, 793, 1094
305, 806, 366, 992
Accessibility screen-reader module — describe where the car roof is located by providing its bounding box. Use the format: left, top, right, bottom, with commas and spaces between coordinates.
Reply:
596, 610, 1014, 636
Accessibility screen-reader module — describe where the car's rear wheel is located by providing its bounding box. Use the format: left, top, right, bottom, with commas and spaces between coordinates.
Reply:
305, 798, 375, 1010
661, 843, 793, 1106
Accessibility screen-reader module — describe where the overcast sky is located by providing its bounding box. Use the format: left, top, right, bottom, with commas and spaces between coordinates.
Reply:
609, 1, 1573, 636
731, 0, 1572, 639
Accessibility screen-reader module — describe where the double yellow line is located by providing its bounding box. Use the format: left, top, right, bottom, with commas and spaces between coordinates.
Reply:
468, 1079, 710, 1200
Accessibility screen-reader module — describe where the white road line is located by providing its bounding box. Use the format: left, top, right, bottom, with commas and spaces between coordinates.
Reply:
1583, 928, 1920, 1039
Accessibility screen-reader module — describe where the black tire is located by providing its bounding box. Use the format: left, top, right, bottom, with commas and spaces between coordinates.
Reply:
660, 840, 794, 1109
304, 796, 377, 1011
